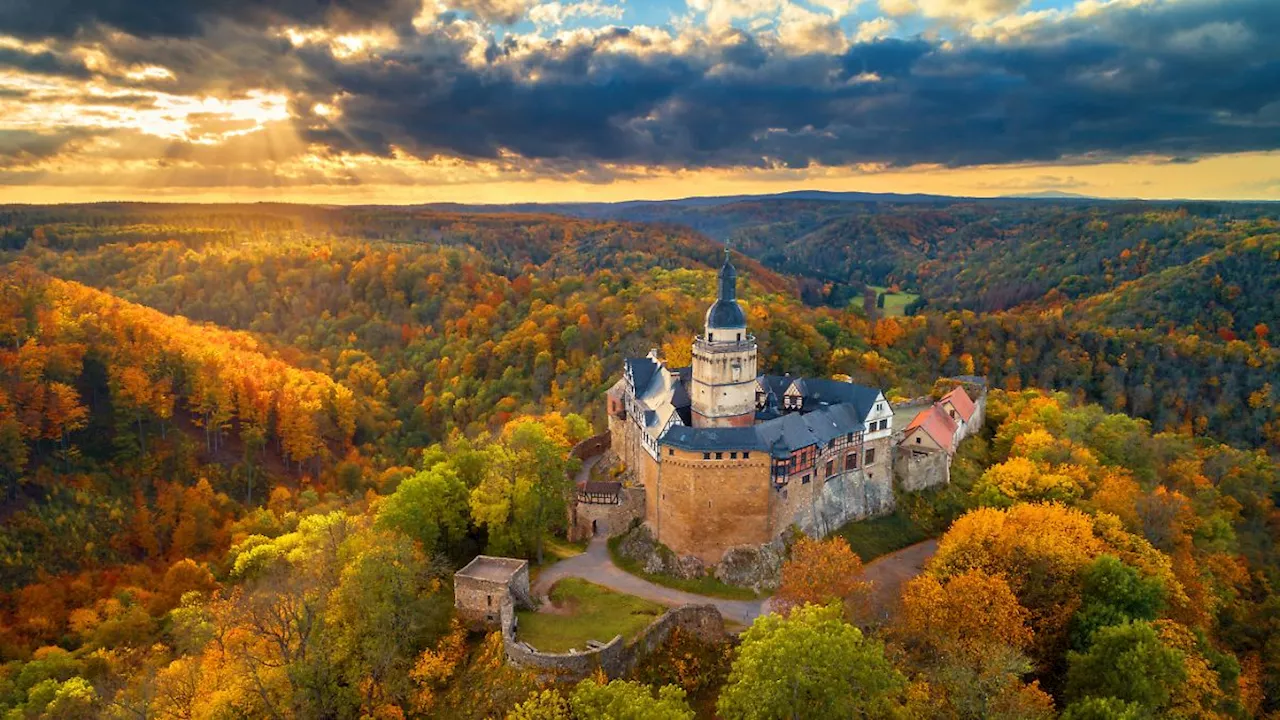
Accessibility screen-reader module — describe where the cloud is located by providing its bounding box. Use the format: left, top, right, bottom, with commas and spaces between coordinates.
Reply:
527, 1, 626, 28
283, 0, 1280, 171
915, 0, 1028, 23
0, 0, 1277, 188
0, 0, 422, 40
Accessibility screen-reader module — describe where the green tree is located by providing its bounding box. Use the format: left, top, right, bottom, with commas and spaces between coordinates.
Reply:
1060, 696, 1145, 720
1070, 555, 1165, 650
1065, 621, 1186, 713
569, 679, 694, 720
470, 420, 574, 563
717, 604, 906, 720
508, 689, 572, 720
375, 464, 470, 558
328, 531, 453, 710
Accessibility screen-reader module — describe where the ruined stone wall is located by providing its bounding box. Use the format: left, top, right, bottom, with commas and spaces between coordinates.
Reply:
895, 449, 950, 492
503, 604, 726, 682
656, 447, 773, 564
456, 575, 514, 630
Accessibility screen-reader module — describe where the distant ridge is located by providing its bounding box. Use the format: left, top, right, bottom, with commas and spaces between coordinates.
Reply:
1000, 190, 1099, 200
415, 189, 966, 215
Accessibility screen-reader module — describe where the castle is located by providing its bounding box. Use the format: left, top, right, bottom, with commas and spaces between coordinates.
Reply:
605, 252, 898, 564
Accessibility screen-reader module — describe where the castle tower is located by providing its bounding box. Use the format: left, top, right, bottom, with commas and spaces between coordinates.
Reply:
690, 251, 758, 428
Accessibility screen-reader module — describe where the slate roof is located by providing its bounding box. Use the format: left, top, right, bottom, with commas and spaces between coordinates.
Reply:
663, 425, 768, 452
625, 356, 659, 395
798, 379, 882, 419
707, 255, 747, 329
661, 383, 872, 454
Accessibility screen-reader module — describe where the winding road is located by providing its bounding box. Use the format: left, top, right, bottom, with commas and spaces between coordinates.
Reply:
534, 514, 938, 625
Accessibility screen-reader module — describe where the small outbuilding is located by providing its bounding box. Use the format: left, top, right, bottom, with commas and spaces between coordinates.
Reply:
454, 555, 531, 630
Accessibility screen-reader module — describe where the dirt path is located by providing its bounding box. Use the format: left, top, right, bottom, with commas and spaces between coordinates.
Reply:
860, 539, 939, 622
533, 528, 939, 627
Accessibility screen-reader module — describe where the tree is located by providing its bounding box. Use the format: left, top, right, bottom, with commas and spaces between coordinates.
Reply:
1060, 697, 1145, 720
894, 570, 1032, 664
717, 604, 906, 720
775, 536, 867, 617
328, 531, 453, 713
1065, 621, 1186, 713
508, 689, 572, 720
470, 420, 574, 563
375, 464, 470, 558
892, 571, 1052, 720
569, 679, 694, 720
1070, 555, 1165, 650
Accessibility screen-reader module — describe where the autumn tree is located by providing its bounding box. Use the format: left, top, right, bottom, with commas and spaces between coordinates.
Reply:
717, 603, 906, 720
774, 536, 868, 618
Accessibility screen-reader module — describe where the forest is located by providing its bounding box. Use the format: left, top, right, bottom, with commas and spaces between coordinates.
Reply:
0, 200, 1277, 718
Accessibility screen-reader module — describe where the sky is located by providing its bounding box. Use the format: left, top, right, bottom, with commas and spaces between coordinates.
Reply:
0, 0, 1277, 204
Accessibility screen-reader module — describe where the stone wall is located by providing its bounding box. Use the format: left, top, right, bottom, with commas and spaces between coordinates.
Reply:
503, 604, 725, 682
571, 432, 611, 462
895, 449, 950, 492
773, 434, 896, 539
655, 447, 774, 564
570, 487, 646, 541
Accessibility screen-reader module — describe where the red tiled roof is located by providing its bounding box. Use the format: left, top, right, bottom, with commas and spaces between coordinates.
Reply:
904, 405, 958, 452
941, 386, 977, 423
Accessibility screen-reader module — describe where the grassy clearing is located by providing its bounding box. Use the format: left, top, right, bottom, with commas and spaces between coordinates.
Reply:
516, 578, 664, 653
607, 535, 762, 601
835, 508, 930, 563
868, 286, 920, 317
544, 536, 588, 560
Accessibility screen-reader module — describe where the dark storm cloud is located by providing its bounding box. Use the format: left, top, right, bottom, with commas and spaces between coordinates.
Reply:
284, 0, 1280, 170
0, 0, 421, 39
0, 45, 91, 77
1, 0, 1278, 172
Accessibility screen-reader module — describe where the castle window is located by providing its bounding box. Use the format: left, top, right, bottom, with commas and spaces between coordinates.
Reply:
703, 452, 711, 460
743, 452, 750, 459
730, 452, 738, 459
669, 448, 675, 455
715, 452, 723, 460
846, 452, 857, 469
487, 595, 492, 607
802, 474, 811, 484
825, 460, 834, 476
847, 432, 853, 442
709, 333, 714, 341
865, 448, 876, 465
737, 333, 742, 341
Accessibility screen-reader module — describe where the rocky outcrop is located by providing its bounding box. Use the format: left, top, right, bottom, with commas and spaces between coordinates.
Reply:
714, 541, 785, 593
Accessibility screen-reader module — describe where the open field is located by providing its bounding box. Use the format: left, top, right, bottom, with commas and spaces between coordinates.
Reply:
868, 286, 920, 317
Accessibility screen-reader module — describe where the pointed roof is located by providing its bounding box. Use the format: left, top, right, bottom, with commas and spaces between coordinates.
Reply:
940, 386, 977, 423
705, 249, 747, 330
903, 405, 958, 452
